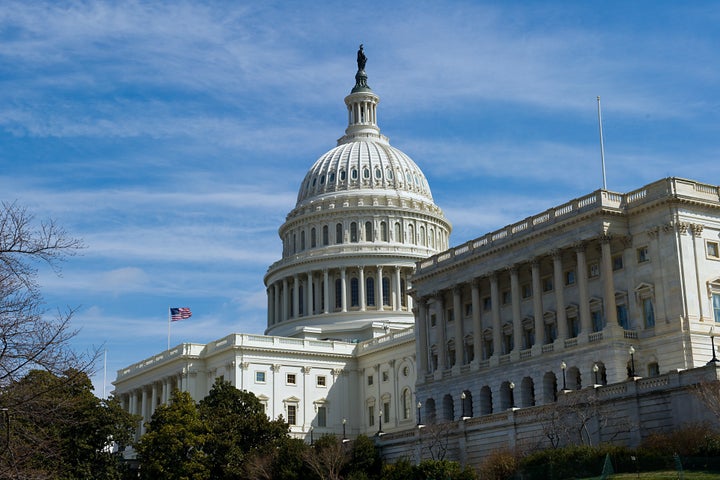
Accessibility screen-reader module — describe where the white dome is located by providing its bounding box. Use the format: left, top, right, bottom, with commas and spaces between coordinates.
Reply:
296, 140, 434, 207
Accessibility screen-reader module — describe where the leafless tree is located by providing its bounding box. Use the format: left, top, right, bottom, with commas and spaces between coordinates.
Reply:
419, 421, 455, 461
693, 380, 720, 422
303, 436, 347, 480
536, 388, 636, 448
0, 201, 90, 386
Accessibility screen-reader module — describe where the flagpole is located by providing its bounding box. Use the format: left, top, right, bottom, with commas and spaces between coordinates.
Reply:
597, 96, 607, 190
167, 307, 171, 351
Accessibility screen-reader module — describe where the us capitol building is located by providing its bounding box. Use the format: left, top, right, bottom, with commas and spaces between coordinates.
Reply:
114, 48, 720, 464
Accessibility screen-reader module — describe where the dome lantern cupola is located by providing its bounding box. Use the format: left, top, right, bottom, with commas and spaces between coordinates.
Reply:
338, 44, 384, 145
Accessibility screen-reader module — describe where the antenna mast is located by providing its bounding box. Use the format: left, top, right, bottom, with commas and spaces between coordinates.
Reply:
597, 96, 607, 190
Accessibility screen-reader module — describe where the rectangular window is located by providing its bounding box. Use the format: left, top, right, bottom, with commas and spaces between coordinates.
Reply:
643, 298, 655, 327
255, 371, 266, 383
286, 373, 296, 385
521, 284, 532, 299
617, 304, 629, 330
612, 254, 624, 271
368, 405, 375, 426
502, 290, 511, 305
317, 406, 327, 427
568, 315, 579, 338
367, 374, 373, 386
708, 241, 720, 259
637, 246, 649, 263
465, 303, 472, 316
591, 310, 603, 332
483, 297, 492, 311
589, 263, 600, 278
287, 405, 297, 425
317, 376, 326, 387
382, 371, 389, 382
430, 314, 437, 327
565, 270, 576, 286
542, 277, 553, 293
714, 294, 720, 323
447, 308, 454, 322
544, 322, 557, 343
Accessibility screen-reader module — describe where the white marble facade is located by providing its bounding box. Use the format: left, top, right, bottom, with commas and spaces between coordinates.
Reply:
411, 177, 720, 425
114, 56, 720, 459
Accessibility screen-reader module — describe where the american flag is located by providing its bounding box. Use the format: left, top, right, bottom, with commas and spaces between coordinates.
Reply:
170, 307, 192, 321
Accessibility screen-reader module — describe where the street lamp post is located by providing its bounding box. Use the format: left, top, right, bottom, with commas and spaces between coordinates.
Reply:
593, 363, 600, 386
708, 327, 719, 365
560, 361, 567, 391
416, 401, 423, 426
628, 346, 636, 378
509, 382, 515, 409
310, 426, 314, 445
377, 410, 384, 436
342, 418, 347, 442
460, 391, 466, 419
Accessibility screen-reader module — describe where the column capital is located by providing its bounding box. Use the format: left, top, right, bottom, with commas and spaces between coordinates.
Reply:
598, 233, 612, 244
472, 277, 482, 288
573, 241, 586, 252
550, 248, 562, 260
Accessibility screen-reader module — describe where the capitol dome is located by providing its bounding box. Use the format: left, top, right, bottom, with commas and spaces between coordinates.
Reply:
264, 46, 451, 341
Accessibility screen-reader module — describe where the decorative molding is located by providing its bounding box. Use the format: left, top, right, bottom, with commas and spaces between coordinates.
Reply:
691, 223, 704, 237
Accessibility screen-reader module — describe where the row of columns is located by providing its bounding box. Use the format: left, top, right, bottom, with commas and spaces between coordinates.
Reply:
120, 375, 181, 438
267, 266, 413, 326
417, 239, 618, 375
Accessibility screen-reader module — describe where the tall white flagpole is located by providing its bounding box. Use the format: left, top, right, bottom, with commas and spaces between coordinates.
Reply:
168, 307, 171, 351
597, 96, 607, 190
103, 349, 107, 399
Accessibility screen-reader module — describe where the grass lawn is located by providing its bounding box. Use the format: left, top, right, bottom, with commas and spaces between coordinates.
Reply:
580, 472, 720, 479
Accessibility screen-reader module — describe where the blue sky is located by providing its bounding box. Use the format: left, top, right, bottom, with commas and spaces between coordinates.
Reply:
1, 1, 718, 396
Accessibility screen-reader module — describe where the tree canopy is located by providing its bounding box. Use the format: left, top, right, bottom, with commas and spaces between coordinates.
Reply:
0, 369, 137, 479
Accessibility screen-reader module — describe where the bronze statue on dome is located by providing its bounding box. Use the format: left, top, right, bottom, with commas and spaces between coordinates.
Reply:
357, 44, 367, 71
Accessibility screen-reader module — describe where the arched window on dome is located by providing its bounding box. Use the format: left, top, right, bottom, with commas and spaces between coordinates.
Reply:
366, 277, 375, 307
350, 222, 358, 243
335, 279, 342, 309
350, 278, 359, 307
429, 228, 435, 249
382, 277, 390, 306
310, 228, 316, 248
419, 225, 426, 246
351, 169, 358, 181
363, 168, 370, 179
322, 225, 329, 246
292, 234, 297, 254
375, 168, 382, 180
408, 224, 415, 245
300, 231, 305, 251
380, 222, 388, 242
329, 172, 335, 183
340, 170, 346, 181
299, 285, 304, 316
394, 222, 402, 243
336, 223, 343, 244
365, 221, 372, 242
386, 168, 393, 180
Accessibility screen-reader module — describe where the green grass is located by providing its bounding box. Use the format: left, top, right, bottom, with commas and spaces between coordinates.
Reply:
580, 472, 720, 479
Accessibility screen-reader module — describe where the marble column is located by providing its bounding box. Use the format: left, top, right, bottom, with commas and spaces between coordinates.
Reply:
453, 286, 464, 366
532, 260, 544, 346
490, 273, 502, 357
552, 250, 568, 340
471, 279, 482, 362
576, 244, 591, 334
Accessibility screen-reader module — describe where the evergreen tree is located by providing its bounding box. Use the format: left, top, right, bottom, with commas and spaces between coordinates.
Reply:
0, 369, 136, 479
136, 390, 210, 480
198, 378, 288, 479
